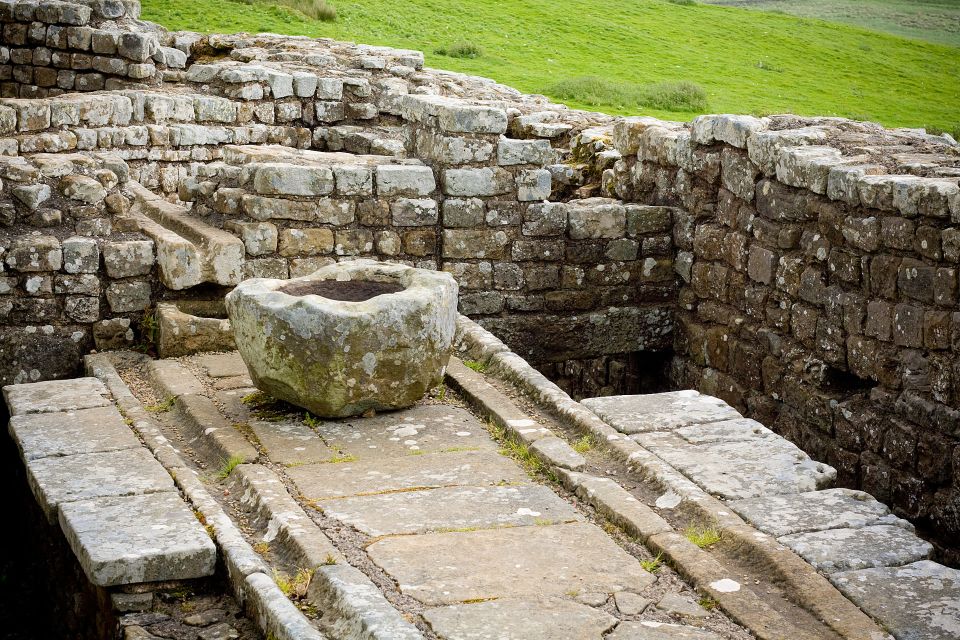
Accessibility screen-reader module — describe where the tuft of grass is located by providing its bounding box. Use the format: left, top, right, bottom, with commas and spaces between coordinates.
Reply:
434, 383, 447, 401
327, 453, 357, 464
463, 360, 487, 373
698, 596, 719, 610
572, 434, 593, 454
253, 541, 270, 555
217, 455, 246, 479
668, 0, 698, 5
684, 522, 722, 548
640, 552, 664, 573
145, 396, 175, 413
435, 40, 482, 58
926, 123, 960, 141
550, 76, 708, 112
273, 568, 313, 598
323, 553, 337, 565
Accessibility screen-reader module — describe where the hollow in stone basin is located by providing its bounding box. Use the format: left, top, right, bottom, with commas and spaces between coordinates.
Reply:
225, 260, 458, 418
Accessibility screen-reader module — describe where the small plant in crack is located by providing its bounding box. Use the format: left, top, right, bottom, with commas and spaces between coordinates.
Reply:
684, 521, 722, 548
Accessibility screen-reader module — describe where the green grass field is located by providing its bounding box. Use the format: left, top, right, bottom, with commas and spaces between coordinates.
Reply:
705, 0, 960, 48
141, 0, 960, 132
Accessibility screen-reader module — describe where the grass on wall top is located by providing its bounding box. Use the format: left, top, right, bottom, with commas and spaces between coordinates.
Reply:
141, 0, 960, 132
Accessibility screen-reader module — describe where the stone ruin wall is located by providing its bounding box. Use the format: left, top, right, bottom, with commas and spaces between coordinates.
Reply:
0, 0, 958, 560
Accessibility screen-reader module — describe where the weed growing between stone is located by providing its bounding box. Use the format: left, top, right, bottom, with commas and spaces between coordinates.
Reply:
572, 434, 593, 453
684, 522, 722, 548
434, 40, 482, 58
217, 455, 246, 479
463, 359, 487, 373
640, 552, 664, 573
145, 396, 175, 413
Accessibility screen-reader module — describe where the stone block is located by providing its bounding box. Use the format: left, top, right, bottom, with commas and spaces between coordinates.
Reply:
516, 169, 551, 201
252, 163, 334, 197
106, 280, 150, 312
3, 377, 110, 416
498, 137, 555, 165
103, 240, 154, 278
62, 236, 99, 274
278, 228, 334, 257
6, 235, 61, 272
442, 229, 510, 260
391, 198, 438, 226
59, 492, 216, 587
442, 167, 513, 197
442, 198, 485, 228
376, 164, 435, 196
226, 220, 278, 256
568, 198, 626, 240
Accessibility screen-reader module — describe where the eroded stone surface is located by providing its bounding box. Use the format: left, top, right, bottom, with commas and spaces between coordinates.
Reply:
8, 405, 141, 460
319, 484, 582, 536
249, 419, 334, 466
59, 492, 216, 587
582, 391, 741, 434
635, 432, 835, 500
312, 404, 497, 459
26, 447, 175, 522
3, 377, 111, 416
423, 598, 617, 639
197, 352, 249, 379
779, 525, 932, 573
287, 449, 528, 499
830, 561, 960, 640
729, 488, 893, 537
608, 621, 723, 640
367, 522, 655, 605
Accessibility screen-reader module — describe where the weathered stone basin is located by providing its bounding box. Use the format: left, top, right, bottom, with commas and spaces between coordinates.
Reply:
225, 260, 458, 417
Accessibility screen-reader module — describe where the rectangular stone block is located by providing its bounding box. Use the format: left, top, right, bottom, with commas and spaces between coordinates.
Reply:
8, 404, 140, 461
3, 377, 111, 416
59, 492, 216, 587
26, 447, 175, 523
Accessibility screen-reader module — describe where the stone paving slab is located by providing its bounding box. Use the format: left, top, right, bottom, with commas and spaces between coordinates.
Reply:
728, 488, 894, 537
423, 598, 617, 639
672, 418, 778, 445
26, 447, 176, 523
607, 621, 723, 640
3, 377, 112, 416
288, 449, 528, 500
59, 491, 217, 587
249, 419, 335, 466
312, 404, 497, 459
197, 352, 249, 378
8, 405, 142, 460
830, 560, 960, 640
779, 525, 933, 573
367, 522, 655, 605
582, 391, 741, 434
634, 432, 835, 500
319, 484, 583, 536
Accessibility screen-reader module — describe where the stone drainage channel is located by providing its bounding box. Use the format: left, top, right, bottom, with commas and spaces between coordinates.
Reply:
2, 325, 956, 639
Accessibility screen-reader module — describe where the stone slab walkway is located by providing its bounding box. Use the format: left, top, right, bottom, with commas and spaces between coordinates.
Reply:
150, 351, 757, 640
583, 391, 960, 640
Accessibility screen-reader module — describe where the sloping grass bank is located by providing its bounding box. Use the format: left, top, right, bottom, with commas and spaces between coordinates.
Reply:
141, 0, 960, 131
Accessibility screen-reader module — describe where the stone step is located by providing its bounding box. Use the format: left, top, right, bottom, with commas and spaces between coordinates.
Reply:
3, 376, 217, 587
127, 180, 244, 287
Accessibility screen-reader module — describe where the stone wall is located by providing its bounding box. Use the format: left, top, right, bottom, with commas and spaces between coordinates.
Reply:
594, 114, 960, 561
0, 0, 958, 560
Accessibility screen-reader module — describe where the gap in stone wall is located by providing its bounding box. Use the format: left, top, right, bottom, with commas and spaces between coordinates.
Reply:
536, 349, 674, 401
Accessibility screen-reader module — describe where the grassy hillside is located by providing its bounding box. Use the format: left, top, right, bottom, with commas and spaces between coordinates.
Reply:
704, 0, 960, 48
141, 0, 960, 132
